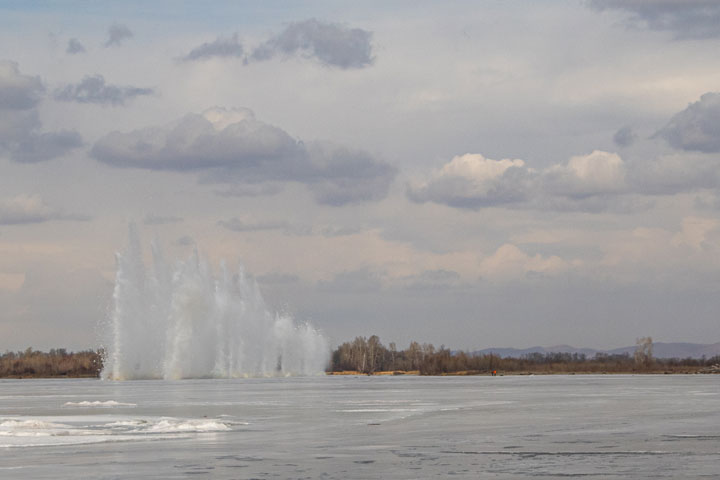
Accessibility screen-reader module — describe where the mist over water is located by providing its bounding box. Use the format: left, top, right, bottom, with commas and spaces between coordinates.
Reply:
101, 225, 328, 380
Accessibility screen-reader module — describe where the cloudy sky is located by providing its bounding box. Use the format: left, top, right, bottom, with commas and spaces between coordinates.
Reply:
1, 0, 719, 352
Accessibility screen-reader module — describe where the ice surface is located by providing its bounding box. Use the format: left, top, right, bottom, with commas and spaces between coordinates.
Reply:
0, 375, 718, 478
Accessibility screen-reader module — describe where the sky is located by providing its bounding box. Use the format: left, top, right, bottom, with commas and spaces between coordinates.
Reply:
1, 0, 719, 352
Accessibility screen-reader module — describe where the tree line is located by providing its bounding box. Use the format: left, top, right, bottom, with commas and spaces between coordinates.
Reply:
329, 336, 720, 375
0, 348, 102, 377
2, 338, 719, 377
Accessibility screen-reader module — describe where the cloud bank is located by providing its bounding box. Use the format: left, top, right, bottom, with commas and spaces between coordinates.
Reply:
409, 90, 720, 213
408, 150, 636, 212
91, 107, 395, 205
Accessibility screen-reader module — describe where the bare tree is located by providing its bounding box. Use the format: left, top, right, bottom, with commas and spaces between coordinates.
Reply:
634, 336, 653, 368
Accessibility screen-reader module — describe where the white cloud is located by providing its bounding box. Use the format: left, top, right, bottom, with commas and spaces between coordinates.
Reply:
0, 194, 54, 225
407, 154, 530, 208
543, 150, 627, 198
0, 195, 89, 225
409, 150, 631, 211
671, 216, 719, 250
480, 243, 570, 281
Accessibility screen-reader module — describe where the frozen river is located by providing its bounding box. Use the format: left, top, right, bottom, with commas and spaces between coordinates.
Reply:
1, 375, 718, 478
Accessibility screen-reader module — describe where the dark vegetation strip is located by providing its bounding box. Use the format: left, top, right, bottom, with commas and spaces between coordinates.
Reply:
2, 337, 719, 378
0, 348, 102, 378
329, 336, 720, 375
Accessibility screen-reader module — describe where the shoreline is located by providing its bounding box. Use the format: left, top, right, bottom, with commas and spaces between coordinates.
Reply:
1, 370, 718, 379
327, 368, 718, 376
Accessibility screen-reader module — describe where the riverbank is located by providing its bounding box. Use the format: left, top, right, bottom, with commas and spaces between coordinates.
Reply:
3, 346, 719, 378
327, 366, 720, 376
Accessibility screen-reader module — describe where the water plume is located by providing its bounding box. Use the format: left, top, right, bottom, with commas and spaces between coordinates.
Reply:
101, 225, 328, 380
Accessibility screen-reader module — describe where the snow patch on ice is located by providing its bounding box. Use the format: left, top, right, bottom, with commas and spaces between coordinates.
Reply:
63, 400, 137, 407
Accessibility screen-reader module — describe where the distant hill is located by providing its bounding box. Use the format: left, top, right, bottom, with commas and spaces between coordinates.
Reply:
474, 342, 720, 359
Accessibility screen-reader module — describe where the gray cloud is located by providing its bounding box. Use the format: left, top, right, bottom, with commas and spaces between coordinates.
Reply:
91, 107, 396, 205
613, 126, 637, 147
590, 0, 720, 39
656, 92, 720, 153
92, 108, 302, 171
143, 214, 183, 225
54, 75, 155, 106
181, 33, 244, 61
104, 23, 133, 47
630, 153, 720, 196
66, 38, 86, 55
250, 18, 373, 69
0, 61, 44, 110
304, 143, 397, 205
0, 194, 90, 225
0, 61, 82, 163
